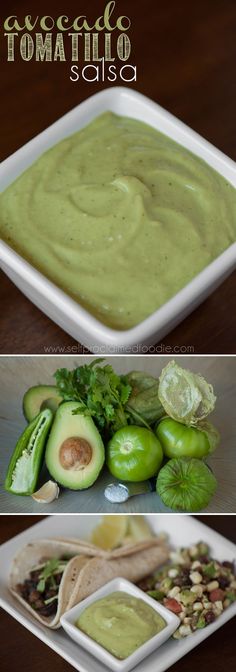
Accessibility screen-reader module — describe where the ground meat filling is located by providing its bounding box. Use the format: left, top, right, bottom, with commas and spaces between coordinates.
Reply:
17, 557, 69, 618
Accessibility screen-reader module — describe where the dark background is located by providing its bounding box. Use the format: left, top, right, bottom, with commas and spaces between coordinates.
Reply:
0, 515, 235, 672
0, 0, 235, 353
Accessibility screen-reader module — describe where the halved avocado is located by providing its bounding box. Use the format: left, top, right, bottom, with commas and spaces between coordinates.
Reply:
45, 401, 105, 489
23, 385, 62, 423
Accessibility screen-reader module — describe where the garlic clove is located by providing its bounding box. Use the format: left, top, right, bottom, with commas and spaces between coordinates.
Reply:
32, 480, 59, 504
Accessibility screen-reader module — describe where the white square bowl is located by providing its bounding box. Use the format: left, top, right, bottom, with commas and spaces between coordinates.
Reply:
0, 86, 235, 353
60, 577, 180, 672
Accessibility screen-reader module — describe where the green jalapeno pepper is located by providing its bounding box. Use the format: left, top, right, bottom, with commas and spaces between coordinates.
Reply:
4, 409, 53, 495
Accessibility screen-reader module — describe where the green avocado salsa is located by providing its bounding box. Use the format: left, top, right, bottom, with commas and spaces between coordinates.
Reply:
0, 112, 235, 329
76, 590, 166, 659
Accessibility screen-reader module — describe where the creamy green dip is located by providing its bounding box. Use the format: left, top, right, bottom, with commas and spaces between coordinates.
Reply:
0, 112, 235, 329
76, 591, 166, 659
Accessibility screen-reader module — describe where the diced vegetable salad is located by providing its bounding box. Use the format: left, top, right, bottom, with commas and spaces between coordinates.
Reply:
137, 542, 236, 638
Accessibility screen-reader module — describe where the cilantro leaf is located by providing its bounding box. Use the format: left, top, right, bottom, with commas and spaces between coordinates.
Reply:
54, 360, 132, 437
36, 558, 60, 593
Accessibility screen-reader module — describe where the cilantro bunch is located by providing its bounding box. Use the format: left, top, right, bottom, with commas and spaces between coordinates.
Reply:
54, 359, 132, 437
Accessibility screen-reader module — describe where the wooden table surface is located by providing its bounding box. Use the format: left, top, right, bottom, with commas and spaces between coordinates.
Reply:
0, 515, 235, 672
0, 0, 236, 354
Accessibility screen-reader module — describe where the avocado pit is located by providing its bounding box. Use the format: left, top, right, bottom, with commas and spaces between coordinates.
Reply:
59, 437, 92, 471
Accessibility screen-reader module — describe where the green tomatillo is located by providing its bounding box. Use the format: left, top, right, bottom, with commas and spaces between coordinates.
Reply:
156, 457, 218, 511
106, 425, 163, 482
156, 418, 219, 459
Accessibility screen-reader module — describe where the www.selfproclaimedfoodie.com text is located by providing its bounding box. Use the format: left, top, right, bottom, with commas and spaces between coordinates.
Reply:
43, 344, 195, 354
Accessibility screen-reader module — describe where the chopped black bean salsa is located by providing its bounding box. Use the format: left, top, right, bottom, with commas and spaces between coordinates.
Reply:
137, 542, 236, 638
17, 556, 70, 617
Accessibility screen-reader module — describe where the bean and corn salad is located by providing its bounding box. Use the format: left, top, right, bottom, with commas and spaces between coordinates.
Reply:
137, 542, 236, 638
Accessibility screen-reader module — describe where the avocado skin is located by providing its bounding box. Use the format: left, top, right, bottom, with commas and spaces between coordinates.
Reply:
23, 385, 62, 422
45, 401, 105, 490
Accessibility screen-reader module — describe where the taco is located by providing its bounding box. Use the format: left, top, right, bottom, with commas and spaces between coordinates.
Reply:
9, 537, 169, 629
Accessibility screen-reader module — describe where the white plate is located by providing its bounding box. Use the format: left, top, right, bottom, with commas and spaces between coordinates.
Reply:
0, 514, 235, 672
0, 87, 235, 353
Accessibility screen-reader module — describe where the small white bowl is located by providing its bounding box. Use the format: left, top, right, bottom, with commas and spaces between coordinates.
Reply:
1, 86, 235, 352
60, 577, 180, 672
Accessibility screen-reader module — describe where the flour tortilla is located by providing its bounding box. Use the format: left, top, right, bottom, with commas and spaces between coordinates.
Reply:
67, 542, 169, 609
9, 537, 169, 629
8, 539, 99, 628
53, 536, 167, 559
